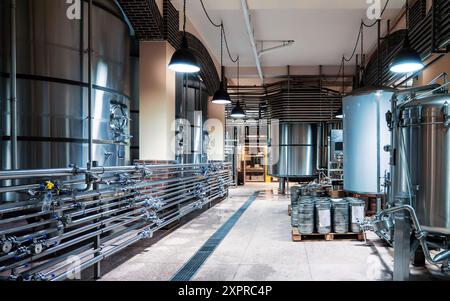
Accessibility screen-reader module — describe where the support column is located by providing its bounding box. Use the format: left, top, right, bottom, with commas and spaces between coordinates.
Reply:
206, 99, 225, 161
393, 213, 411, 281
139, 41, 176, 161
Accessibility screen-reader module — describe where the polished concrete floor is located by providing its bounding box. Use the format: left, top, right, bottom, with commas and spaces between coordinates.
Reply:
99, 183, 447, 281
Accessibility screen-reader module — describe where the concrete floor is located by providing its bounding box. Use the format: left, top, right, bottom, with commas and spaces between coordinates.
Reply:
99, 183, 448, 281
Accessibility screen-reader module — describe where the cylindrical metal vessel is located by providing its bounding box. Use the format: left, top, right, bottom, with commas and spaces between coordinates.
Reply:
269, 123, 318, 179
315, 198, 331, 234
291, 204, 299, 227
298, 197, 315, 234
0, 0, 131, 170
290, 186, 300, 207
347, 197, 365, 233
395, 94, 450, 232
343, 88, 394, 194
332, 199, 349, 233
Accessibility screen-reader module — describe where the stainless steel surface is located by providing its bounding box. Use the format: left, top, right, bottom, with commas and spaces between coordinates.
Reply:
315, 198, 331, 234
347, 198, 365, 233
298, 198, 314, 234
9, 0, 17, 170
331, 199, 349, 234
268, 123, 318, 178
0, 0, 131, 170
395, 94, 450, 230
343, 88, 394, 194
0, 162, 232, 281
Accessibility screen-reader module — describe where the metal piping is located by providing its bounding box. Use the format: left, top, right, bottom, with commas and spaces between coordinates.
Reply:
87, 0, 93, 169
257, 40, 295, 57
376, 205, 450, 265
10, 0, 17, 170
240, 0, 263, 83
0, 162, 231, 280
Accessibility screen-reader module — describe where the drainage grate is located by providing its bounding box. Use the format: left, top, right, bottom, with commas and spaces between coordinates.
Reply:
170, 191, 260, 281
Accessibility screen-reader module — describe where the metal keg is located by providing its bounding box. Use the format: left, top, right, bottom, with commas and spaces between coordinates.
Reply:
315, 198, 331, 234
291, 204, 299, 227
332, 199, 349, 233
347, 198, 365, 233
298, 197, 315, 234
299, 185, 309, 196
290, 186, 300, 207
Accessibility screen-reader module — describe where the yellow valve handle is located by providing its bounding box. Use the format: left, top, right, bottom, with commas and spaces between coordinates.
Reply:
45, 181, 55, 190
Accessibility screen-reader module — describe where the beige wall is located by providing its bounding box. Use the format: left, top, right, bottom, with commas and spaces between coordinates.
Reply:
139, 41, 176, 161
206, 99, 225, 161
414, 53, 450, 86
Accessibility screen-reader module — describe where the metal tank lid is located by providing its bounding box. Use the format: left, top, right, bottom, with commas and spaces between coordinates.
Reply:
402, 92, 450, 109
344, 86, 397, 97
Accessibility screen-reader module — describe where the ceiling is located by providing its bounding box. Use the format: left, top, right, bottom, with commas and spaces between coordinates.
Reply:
171, 0, 404, 69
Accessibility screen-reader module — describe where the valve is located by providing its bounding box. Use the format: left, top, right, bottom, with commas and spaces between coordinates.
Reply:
60, 215, 72, 226
30, 272, 48, 281
0, 236, 16, 254
143, 197, 165, 210
140, 228, 153, 239
385, 110, 393, 130
443, 102, 450, 128
30, 242, 44, 255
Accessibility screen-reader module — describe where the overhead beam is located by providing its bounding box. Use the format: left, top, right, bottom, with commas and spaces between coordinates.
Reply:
240, 0, 264, 84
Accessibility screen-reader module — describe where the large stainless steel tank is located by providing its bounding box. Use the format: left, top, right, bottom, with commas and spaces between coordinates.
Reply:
343, 88, 394, 194
0, 0, 131, 170
268, 123, 318, 178
395, 94, 450, 232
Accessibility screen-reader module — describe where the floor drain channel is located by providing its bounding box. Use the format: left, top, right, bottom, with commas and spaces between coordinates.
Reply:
170, 191, 260, 281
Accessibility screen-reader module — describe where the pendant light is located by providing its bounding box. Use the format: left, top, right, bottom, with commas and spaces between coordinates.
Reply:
390, 0, 423, 74
168, 0, 200, 73
231, 58, 246, 118
212, 25, 231, 104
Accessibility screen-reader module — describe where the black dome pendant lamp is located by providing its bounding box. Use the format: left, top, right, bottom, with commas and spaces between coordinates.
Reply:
212, 25, 231, 104
168, 0, 200, 73
230, 58, 246, 119
390, 0, 424, 74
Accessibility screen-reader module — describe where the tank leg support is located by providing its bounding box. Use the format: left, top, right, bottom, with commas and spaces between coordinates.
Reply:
93, 235, 101, 279
393, 214, 411, 281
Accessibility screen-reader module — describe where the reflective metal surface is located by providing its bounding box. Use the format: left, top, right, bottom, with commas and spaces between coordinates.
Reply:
0, 162, 231, 281
396, 94, 450, 230
0, 0, 131, 170
268, 123, 318, 178
343, 88, 394, 194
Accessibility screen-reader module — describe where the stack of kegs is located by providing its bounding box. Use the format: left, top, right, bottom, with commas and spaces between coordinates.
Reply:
298, 196, 315, 234
290, 186, 301, 227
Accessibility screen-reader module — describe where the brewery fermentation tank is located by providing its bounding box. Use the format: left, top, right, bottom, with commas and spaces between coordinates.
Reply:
0, 0, 131, 170
343, 88, 394, 194
268, 123, 318, 179
395, 94, 450, 232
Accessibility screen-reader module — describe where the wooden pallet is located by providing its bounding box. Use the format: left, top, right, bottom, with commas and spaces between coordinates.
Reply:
291, 227, 364, 242
288, 205, 292, 216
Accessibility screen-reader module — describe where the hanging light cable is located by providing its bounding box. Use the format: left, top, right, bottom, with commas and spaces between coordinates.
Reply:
231, 58, 246, 118
390, 0, 424, 73
212, 23, 232, 104
168, 0, 200, 73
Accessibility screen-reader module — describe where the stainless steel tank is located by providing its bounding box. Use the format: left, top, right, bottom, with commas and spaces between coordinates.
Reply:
0, 0, 131, 170
343, 88, 394, 194
395, 94, 450, 232
268, 123, 318, 178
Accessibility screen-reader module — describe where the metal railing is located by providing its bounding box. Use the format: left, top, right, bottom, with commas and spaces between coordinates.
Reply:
0, 162, 232, 281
